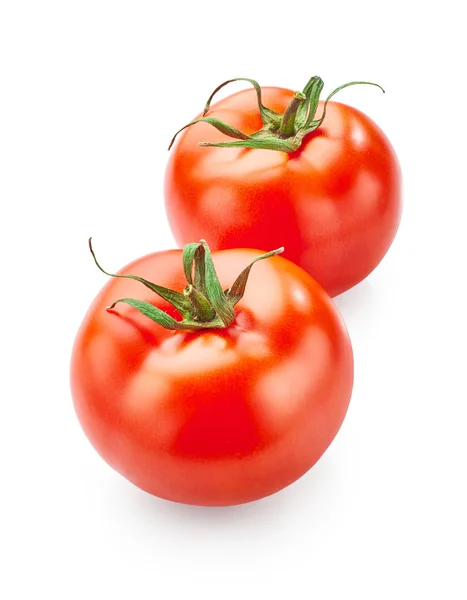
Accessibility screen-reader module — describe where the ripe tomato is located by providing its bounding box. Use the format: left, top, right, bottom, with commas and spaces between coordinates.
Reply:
71, 242, 353, 506
164, 78, 402, 297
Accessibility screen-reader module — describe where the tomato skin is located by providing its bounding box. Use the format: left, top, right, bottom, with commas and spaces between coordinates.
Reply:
164, 87, 402, 297
71, 248, 353, 506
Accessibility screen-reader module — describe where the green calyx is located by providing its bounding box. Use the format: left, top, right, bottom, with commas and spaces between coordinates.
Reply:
168, 75, 385, 153
89, 238, 284, 331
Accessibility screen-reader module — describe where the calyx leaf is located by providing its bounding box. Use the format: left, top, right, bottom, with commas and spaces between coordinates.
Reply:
169, 75, 384, 153
90, 239, 284, 331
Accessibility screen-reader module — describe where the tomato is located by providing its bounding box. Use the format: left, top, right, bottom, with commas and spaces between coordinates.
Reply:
71, 241, 353, 506
164, 78, 402, 297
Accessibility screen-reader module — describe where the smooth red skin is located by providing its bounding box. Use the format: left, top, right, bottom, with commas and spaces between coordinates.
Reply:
164, 87, 402, 297
71, 249, 353, 506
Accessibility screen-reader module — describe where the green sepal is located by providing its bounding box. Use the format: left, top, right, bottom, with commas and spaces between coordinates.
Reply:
298, 80, 386, 140
168, 117, 250, 150
92, 239, 284, 332
199, 138, 299, 152
301, 76, 325, 129
227, 247, 284, 307
169, 75, 385, 154
182, 242, 201, 286
203, 77, 282, 129
182, 240, 236, 325
200, 241, 235, 325
295, 76, 324, 129
182, 242, 208, 298
107, 298, 226, 331
89, 238, 193, 317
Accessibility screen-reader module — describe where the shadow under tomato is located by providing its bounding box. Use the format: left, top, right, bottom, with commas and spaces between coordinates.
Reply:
111, 451, 339, 531
332, 278, 376, 324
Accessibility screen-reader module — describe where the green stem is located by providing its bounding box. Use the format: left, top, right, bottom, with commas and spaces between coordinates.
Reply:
184, 284, 216, 322
168, 75, 385, 154
279, 92, 306, 137
91, 239, 284, 331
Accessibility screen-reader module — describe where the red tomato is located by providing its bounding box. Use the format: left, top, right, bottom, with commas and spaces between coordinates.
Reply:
165, 85, 402, 297
71, 246, 353, 506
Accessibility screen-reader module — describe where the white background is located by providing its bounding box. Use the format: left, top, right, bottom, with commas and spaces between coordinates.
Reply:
1, 1, 466, 598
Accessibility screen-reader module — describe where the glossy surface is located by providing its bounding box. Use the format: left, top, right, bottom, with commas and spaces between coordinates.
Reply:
71, 248, 353, 506
165, 87, 402, 297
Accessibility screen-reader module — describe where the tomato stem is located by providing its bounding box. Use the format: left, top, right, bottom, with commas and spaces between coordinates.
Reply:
90, 238, 284, 331
168, 75, 384, 153
184, 284, 216, 322
279, 92, 306, 137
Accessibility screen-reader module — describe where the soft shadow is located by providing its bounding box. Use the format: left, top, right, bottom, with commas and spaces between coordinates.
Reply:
111, 453, 338, 531
332, 279, 376, 322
